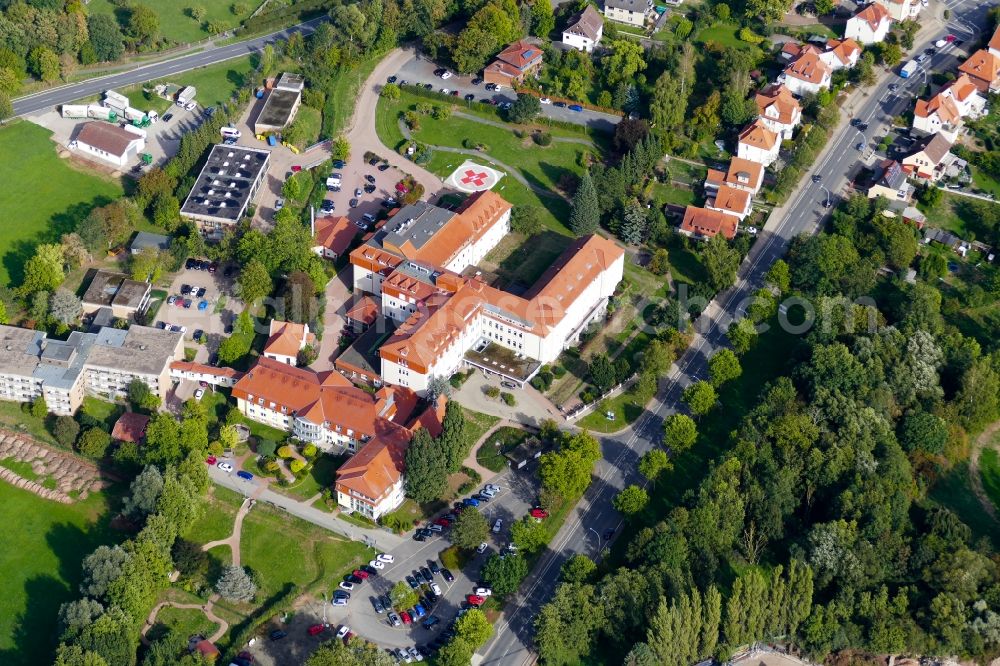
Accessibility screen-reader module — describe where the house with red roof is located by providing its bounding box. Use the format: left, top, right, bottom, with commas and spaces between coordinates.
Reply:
755, 84, 802, 140
111, 412, 150, 443
263, 320, 315, 366
912, 73, 988, 140
679, 206, 739, 240
845, 3, 892, 44
483, 40, 544, 88
737, 119, 780, 167
312, 215, 357, 260
958, 49, 1000, 93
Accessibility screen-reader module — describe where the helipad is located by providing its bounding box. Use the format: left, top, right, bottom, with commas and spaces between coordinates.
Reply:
445, 160, 504, 193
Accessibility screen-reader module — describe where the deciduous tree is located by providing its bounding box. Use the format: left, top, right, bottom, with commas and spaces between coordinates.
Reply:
613, 485, 649, 516
452, 507, 489, 549
482, 552, 528, 595
682, 381, 717, 416
404, 428, 448, 503
708, 349, 742, 387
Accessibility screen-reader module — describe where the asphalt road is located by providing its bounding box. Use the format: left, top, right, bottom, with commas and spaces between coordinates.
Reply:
476, 4, 996, 665
11, 17, 328, 118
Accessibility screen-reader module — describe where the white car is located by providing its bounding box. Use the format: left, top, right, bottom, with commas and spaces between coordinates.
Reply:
430, 582, 442, 595
332, 597, 348, 606
934, 38, 948, 48
473, 587, 493, 597
493, 519, 503, 533
540, 97, 551, 104
440, 88, 449, 95
408, 646, 424, 662
275, 198, 284, 211
440, 71, 452, 80
184, 101, 196, 111
369, 559, 385, 569
429, 524, 443, 532
194, 388, 205, 400
336, 625, 350, 639
217, 462, 233, 472
485, 484, 501, 493
916, 53, 929, 63
339, 581, 355, 591
476, 542, 488, 554
376, 553, 395, 563
480, 488, 496, 498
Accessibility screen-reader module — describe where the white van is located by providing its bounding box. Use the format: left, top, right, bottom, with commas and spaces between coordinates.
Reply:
220, 126, 242, 139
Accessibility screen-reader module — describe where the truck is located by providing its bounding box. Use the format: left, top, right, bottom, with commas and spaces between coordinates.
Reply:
900, 60, 918, 78
60, 104, 89, 119
87, 105, 117, 121
103, 90, 129, 110
123, 106, 147, 122
177, 86, 197, 105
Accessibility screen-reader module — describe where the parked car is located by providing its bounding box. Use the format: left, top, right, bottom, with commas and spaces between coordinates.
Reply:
406, 575, 419, 589
369, 559, 385, 569
194, 388, 205, 400
423, 615, 441, 629
476, 542, 488, 554
217, 462, 233, 472
493, 519, 503, 533
465, 93, 475, 101
270, 630, 287, 641
413, 603, 426, 617
378, 163, 390, 171
339, 581, 355, 591
442, 568, 454, 582
554, 101, 567, 107
430, 582, 442, 596
466, 595, 485, 606
388, 612, 402, 627
372, 597, 385, 613
463, 497, 480, 507
361, 564, 379, 576
420, 567, 433, 583
568, 104, 583, 112
163, 113, 173, 122
336, 625, 350, 639
429, 523, 443, 533
275, 198, 284, 211
332, 159, 346, 168
377, 553, 394, 563
346, 574, 363, 584
530, 508, 549, 519
472, 493, 491, 503
349, 198, 359, 208
429, 560, 441, 575
401, 611, 412, 624
387, 75, 398, 83
474, 587, 493, 597
433, 517, 451, 527
308, 624, 326, 636
205, 455, 217, 465
353, 569, 369, 580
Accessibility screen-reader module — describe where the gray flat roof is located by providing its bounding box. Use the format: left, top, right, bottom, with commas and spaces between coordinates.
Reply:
82, 271, 149, 310
257, 88, 300, 129
337, 320, 397, 377
464, 339, 540, 381
381, 202, 455, 252
0, 326, 46, 378
275, 72, 305, 91
35, 332, 96, 390
87, 325, 182, 375
130, 231, 171, 252
181, 144, 270, 222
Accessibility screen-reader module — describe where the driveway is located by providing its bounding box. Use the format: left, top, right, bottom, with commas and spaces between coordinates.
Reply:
452, 370, 559, 426
154, 262, 243, 353
310, 267, 352, 372
394, 55, 622, 133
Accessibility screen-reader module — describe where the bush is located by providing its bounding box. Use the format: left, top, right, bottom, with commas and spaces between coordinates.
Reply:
532, 132, 552, 146
290, 459, 306, 475
485, 386, 500, 398
277, 445, 294, 458
501, 392, 516, 406
381, 511, 416, 533
302, 443, 318, 459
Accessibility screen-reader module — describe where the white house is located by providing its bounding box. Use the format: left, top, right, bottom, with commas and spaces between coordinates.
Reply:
73, 122, 145, 169
707, 184, 754, 221
820, 39, 862, 71
737, 120, 781, 167
873, 0, 920, 21
262, 320, 314, 366
563, 4, 604, 52
845, 3, 892, 44
778, 45, 832, 95
603, 0, 651, 27
912, 73, 988, 140
755, 83, 802, 140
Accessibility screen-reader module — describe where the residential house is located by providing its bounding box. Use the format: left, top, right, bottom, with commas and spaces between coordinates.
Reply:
563, 4, 604, 52
872, 0, 920, 21
845, 3, 892, 44
958, 50, 1000, 93
901, 132, 954, 181
169, 360, 244, 387
483, 40, 544, 88
867, 159, 913, 202
755, 83, 802, 140
73, 122, 145, 169
679, 206, 739, 240
263, 320, 315, 366
912, 73, 988, 140
989, 24, 1000, 58
737, 119, 780, 167
81, 270, 151, 319
312, 215, 356, 260
345, 296, 380, 333
821, 38, 862, 71
602, 0, 652, 27
707, 185, 754, 221
704, 157, 766, 196
778, 45, 833, 95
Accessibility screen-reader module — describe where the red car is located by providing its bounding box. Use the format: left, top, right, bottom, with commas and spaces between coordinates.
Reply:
945, 34, 956, 42
291, 165, 302, 172
206, 455, 217, 465
400, 611, 412, 624
353, 569, 369, 579
433, 517, 451, 527
343, 631, 354, 644
467, 595, 485, 606
307, 624, 326, 636
530, 508, 549, 519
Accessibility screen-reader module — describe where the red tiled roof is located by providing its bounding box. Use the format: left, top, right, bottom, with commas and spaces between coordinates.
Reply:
170, 360, 245, 379
314, 215, 356, 256
111, 412, 150, 443
739, 119, 779, 151
725, 158, 765, 190
989, 24, 1000, 52
784, 47, 831, 84
76, 122, 141, 156
346, 296, 380, 326
680, 206, 738, 240
852, 3, 891, 31
710, 185, 752, 216
493, 40, 544, 70
959, 50, 1000, 88
263, 320, 314, 359
755, 84, 800, 125
825, 38, 861, 66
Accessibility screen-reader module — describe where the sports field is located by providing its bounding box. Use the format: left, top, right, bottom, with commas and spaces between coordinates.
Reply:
0, 122, 123, 287
0, 482, 119, 666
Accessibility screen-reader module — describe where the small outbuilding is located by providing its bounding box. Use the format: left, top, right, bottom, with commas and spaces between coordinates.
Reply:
129, 231, 171, 255
111, 412, 150, 443
73, 122, 145, 169
254, 72, 305, 135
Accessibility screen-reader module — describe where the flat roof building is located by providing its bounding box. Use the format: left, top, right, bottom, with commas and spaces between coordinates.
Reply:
130, 231, 171, 255
81, 270, 151, 320
254, 72, 305, 135
180, 144, 270, 239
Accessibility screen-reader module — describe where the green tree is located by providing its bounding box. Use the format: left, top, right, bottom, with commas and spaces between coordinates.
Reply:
49, 289, 82, 325
602, 40, 646, 91
53, 415, 81, 448
682, 381, 717, 416
511, 206, 543, 236
404, 428, 448, 503
766, 259, 791, 294
510, 516, 548, 553
87, 14, 125, 62
569, 171, 600, 236
238, 259, 272, 305
589, 353, 616, 392
28, 46, 60, 82
127, 379, 159, 412
21, 243, 65, 295
728, 318, 758, 355
122, 465, 164, 518
482, 552, 529, 595
437, 637, 475, 666
613, 485, 649, 516
663, 413, 697, 451
128, 5, 161, 46
898, 410, 948, 455
638, 448, 672, 485
708, 348, 742, 387
536, 583, 604, 665
560, 554, 597, 583
215, 564, 256, 602
701, 234, 740, 292
509, 93, 542, 123
455, 607, 493, 647
390, 580, 419, 609
452, 507, 490, 549
618, 201, 648, 245
188, 6, 207, 21
879, 42, 903, 66
30, 396, 48, 419
0, 92, 12, 121
78, 428, 112, 458
438, 400, 467, 473
530, 0, 555, 36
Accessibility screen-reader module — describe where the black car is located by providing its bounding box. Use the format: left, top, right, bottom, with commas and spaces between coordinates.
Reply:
378, 163, 390, 171
193, 329, 204, 340
858, 122, 868, 131
485, 82, 496, 91
346, 574, 363, 584
382, 197, 398, 207
433, 68, 446, 76
195, 287, 206, 298
429, 560, 441, 575
387, 75, 398, 83
365, 174, 376, 184
180, 284, 192, 295
270, 630, 287, 641
811, 174, 821, 183
471, 77, 483, 85
368, 156, 380, 166
855, 142, 865, 151
850, 118, 862, 127
423, 83, 433, 90
334, 590, 351, 599
163, 113, 173, 122
185, 258, 197, 269
199, 260, 210, 270
372, 597, 385, 613
420, 567, 433, 583
465, 93, 475, 101
332, 159, 346, 169
554, 101, 567, 107
349, 198, 359, 208
442, 568, 454, 583
321, 201, 335, 213
364, 184, 376, 193
406, 575, 419, 589
472, 493, 491, 503
382, 593, 393, 608
361, 564, 379, 576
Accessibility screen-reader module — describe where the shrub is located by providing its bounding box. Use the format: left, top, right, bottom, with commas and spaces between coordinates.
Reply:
551, 365, 566, 378
501, 392, 516, 406
532, 132, 552, 146
290, 459, 306, 475
485, 386, 500, 398
302, 443, 318, 459
277, 445, 294, 458
382, 511, 416, 533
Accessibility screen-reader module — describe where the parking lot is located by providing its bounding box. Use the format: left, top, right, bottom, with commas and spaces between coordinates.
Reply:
322, 156, 410, 231
395, 54, 622, 133
245, 461, 542, 665
26, 102, 209, 171
153, 258, 244, 360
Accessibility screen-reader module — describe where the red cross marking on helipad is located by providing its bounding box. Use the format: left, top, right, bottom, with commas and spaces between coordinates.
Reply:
460, 169, 489, 186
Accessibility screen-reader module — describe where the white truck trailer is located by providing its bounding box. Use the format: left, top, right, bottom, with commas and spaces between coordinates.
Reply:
103, 90, 129, 110
87, 105, 117, 121
60, 104, 89, 119
123, 106, 147, 122
177, 86, 197, 105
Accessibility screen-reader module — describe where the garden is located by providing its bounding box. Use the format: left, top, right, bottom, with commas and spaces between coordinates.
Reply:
476, 426, 531, 473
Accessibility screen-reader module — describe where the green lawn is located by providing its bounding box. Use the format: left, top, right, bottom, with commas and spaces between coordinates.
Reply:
971, 165, 1000, 198
463, 408, 501, 455
477, 426, 530, 472
121, 56, 257, 115
87, 0, 256, 45
917, 191, 1000, 238
278, 453, 347, 502
0, 401, 56, 446
0, 482, 121, 666
695, 22, 751, 49
650, 180, 698, 207
981, 447, 1000, 515
81, 397, 123, 430
183, 486, 245, 544
0, 122, 124, 287
324, 56, 381, 137
148, 605, 222, 644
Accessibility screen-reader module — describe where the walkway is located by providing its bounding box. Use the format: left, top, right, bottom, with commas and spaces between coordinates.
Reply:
200, 491, 258, 568
343, 47, 445, 199
310, 266, 352, 372
141, 598, 229, 644
450, 111, 596, 147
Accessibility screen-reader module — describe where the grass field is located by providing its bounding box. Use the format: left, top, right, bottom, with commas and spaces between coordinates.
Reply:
279, 453, 347, 502
87, 0, 256, 45
122, 56, 257, 115
930, 460, 1000, 549
0, 122, 123, 287
148, 605, 222, 644
0, 482, 121, 666
981, 447, 1000, 514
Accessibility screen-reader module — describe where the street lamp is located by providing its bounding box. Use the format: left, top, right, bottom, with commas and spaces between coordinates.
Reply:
587, 527, 601, 553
